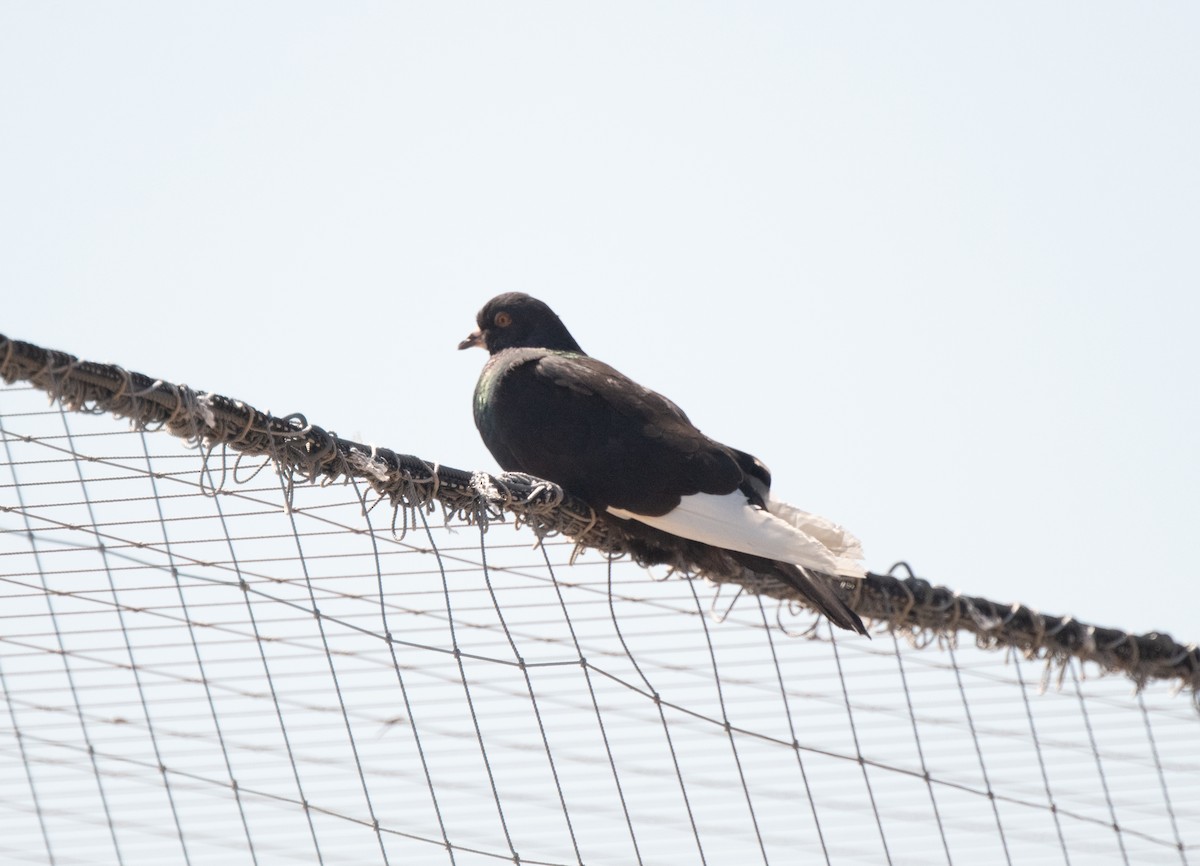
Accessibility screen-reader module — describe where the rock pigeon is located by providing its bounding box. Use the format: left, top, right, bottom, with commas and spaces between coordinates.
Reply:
460, 292, 868, 634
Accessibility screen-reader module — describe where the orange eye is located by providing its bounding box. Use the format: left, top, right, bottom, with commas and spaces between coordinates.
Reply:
494, 312, 513, 328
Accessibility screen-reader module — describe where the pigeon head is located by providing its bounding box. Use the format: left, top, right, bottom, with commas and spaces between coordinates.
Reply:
458, 293, 585, 355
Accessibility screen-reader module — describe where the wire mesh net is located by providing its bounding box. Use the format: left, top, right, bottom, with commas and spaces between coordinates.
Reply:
1, 356, 1197, 865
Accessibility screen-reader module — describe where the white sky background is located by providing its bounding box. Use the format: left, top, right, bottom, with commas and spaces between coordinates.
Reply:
2, 3, 1196, 640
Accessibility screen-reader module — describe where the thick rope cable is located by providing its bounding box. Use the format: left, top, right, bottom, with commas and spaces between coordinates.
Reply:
1, 331, 1195, 696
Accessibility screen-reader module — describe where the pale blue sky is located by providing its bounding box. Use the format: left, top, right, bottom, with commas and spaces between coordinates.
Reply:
3, 3, 1197, 639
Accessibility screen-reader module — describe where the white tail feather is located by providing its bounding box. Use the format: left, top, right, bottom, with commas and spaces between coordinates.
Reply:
767, 496, 866, 578
607, 492, 865, 579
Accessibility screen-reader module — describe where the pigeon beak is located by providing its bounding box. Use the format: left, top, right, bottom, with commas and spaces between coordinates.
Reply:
458, 329, 485, 351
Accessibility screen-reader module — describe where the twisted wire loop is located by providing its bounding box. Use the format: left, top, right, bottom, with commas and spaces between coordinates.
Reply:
2, 331, 1196, 696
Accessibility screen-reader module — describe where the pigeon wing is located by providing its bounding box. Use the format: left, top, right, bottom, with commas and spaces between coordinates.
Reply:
479, 351, 743, 515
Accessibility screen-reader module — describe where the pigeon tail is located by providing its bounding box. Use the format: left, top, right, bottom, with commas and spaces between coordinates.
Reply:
607, 491, 866, 579
600, 512, 869, 636
766, 496, 866, 579
729, 551, 869, 636
781, 563, 868, 635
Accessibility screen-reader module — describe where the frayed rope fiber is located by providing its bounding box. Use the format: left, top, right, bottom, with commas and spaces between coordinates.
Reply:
2, 331, 1195, 695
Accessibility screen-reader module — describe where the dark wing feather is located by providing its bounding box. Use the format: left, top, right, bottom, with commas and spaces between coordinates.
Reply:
480, 351, 742, 515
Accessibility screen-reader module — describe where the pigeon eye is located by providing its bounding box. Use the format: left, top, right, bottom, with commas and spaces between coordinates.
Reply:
494, 312, 513, 328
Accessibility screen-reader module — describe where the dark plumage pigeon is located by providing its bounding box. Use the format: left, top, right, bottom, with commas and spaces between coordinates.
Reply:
460, 292, 868, 634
